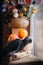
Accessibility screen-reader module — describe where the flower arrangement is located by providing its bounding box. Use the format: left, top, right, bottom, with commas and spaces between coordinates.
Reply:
0, 0, 32, 23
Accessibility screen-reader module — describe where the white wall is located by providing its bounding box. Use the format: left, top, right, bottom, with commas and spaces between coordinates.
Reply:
30, 4, 43, 60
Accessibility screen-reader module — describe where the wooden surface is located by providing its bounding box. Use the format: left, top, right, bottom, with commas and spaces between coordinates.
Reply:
9, 55, 40, 65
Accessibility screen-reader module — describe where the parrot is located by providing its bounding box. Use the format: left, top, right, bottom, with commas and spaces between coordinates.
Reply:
1, 36, 32, 57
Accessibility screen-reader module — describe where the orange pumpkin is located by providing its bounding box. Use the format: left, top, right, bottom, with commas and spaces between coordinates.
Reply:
18, 29, 28, 39
8, 34, 19, 41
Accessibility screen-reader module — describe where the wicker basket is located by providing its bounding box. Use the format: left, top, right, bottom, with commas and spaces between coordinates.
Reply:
11, 17, 29, 28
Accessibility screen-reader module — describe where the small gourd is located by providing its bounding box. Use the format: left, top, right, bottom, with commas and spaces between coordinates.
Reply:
18, 29, 28, 39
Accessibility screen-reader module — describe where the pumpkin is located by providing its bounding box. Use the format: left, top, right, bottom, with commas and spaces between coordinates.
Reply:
8, 34, 19, 41
18, 29, 28, 39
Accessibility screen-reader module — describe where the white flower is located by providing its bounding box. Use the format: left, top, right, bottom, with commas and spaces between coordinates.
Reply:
12, 9, 18, 14
13, 13, 19, 18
